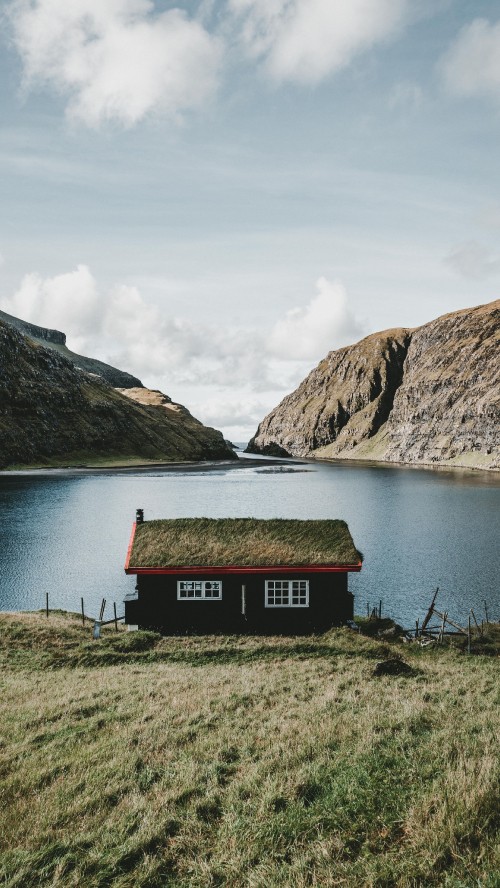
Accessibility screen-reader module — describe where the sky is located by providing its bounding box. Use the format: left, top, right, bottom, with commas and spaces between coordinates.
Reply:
1, 0, 499, 441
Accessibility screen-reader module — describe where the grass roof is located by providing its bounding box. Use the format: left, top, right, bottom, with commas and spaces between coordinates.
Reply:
129, 518, 362, 568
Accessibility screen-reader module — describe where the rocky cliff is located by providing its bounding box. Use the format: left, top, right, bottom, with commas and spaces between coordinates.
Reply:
0, 309, 142, 388
0, 318, 234, 468
247, 300, 499, 471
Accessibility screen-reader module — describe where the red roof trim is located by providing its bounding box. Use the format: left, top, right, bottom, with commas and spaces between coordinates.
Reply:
124, 522, 137, 571
125, 563, 362, 575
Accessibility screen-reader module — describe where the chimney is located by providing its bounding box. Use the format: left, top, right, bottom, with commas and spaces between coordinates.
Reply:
136, 508, 144, 524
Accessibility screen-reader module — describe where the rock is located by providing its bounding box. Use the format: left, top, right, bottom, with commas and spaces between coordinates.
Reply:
372, 657, 415, 677
247, 300, 499, 471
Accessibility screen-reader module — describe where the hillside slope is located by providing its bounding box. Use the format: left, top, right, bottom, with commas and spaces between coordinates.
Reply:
0, 308, 142, 388
248, 300, 499, 470
0, 612, 498, 888
0, 319, 234, 467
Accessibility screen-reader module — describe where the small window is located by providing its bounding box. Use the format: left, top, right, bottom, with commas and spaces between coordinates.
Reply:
177, 580, 222, 600
265, 580, 309, 607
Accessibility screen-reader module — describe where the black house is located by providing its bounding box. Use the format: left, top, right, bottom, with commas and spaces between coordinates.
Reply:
124, 513, 362, 634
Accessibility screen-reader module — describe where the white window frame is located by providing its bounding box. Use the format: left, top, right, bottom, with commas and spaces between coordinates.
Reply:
265, 579, 309, 608
177, 580, 222, 600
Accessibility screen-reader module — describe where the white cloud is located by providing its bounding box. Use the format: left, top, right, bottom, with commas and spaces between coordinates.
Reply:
1, 266, 363, 409
268, 277, 362, 359
440, 18, 500, 102
194, 395, 270, 429
3, 264, 102, 351
444, 241, 500, 280
7, 0, 222, 127
228, 0, 409, 84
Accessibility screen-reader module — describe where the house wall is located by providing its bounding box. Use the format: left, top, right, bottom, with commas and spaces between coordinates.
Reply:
125, 572, 354, 635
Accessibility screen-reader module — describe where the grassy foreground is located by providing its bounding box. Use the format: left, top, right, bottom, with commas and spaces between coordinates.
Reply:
0, 613, 498, 887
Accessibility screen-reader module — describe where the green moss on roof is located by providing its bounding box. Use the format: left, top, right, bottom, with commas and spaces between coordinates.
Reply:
129, 518, 362, 568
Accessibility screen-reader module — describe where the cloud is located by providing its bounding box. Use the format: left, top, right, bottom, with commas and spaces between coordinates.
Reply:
1, 266, 363, 400
444, 241, 500, 280
193, 396, 270, 429
228, 0, 409, 85
268, 277, 362, 359
5, 0, 417, 124
440, 18, 500, 102
7, 0, 222, 127
2, 264, 102, 351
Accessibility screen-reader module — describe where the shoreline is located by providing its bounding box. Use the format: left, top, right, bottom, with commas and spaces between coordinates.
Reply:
246, 450, 500, 478
0, 454, 304, 476
1, 450, 498, 480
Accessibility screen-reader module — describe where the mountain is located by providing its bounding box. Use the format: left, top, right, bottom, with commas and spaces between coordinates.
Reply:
0, 309, 142, 388
0, 314, 235, 468
247, 300, 499, 471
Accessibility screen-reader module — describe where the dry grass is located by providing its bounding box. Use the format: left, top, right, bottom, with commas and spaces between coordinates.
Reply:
129, 519, 362, 568
0, 612, 499, 887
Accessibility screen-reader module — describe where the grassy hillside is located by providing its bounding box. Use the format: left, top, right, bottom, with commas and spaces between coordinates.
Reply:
0, 613, 498, 887
0, 320, 234, 467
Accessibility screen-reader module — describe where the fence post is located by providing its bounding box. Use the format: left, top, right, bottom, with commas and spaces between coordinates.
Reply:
81, 597, 85, 627
114, 602, 118, 632
46, 593, 49, 618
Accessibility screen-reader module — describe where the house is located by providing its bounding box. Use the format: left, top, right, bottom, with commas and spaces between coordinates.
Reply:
124, 511, 362, 634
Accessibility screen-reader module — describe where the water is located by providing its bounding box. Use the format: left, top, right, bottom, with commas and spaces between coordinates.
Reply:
0, 455, 499, 628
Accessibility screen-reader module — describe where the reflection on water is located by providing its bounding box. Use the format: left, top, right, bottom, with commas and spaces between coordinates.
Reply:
0, 456, 498, 628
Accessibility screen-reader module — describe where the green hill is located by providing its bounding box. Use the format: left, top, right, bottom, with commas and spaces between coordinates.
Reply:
0, 318, 234, 467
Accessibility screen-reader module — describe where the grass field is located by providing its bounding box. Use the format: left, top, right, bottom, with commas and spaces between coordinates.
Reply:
0, 613, 498, 887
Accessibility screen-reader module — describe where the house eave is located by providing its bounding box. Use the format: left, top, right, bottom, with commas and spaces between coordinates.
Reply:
125, 563, 362, 575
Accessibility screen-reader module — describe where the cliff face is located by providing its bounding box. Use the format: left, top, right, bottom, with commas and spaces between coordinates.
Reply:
0, 319, 234, 468
0, 309, 142, 388
248, 300, 499, 471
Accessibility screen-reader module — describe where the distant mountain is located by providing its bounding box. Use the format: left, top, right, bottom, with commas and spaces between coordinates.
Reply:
0, 313, 235, 468
0, 309, 142, 388
247, 300, 499, 471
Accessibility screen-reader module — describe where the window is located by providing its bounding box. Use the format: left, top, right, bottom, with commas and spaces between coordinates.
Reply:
177, 580, 222, 600
265, 580, 309, 607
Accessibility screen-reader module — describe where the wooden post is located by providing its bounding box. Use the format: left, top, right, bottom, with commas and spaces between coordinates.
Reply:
421, 587, 439, 634
379, 599, 382, 619
438, 611, 447, 643
99, 598, 106, 621
113, 602, 118, 632
470, 608, 479, 632
481, 619, 484, 637
46, 593, 49, 618
366, 602, 370, 618
467, 616, 471, 655
415, 619, 419, 638
432, 609, 468, 635
81, 597, 85, 627
483, 600, 489, 624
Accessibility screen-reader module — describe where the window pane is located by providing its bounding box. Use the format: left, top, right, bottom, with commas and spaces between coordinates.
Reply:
265, 579, 309, 607
178, 580, 222, 599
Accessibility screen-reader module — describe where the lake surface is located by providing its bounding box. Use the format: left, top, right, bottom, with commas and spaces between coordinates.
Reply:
0, 454, 499, 629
